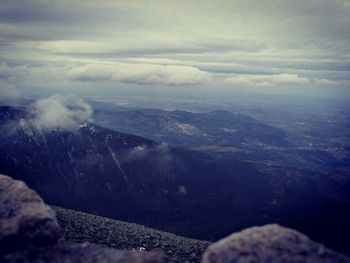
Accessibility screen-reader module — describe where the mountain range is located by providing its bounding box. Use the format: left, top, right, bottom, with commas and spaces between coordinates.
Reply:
0, 105, 349, 254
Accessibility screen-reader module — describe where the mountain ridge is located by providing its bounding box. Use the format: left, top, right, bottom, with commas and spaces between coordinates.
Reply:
1, 105, 350, 255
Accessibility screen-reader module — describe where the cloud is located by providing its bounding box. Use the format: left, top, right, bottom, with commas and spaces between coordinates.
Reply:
124, 142, 173, 169
314, 78, 344, 86
225, 73, 309, 87
0, 63, 24, 82
0, 62, 211, 89
1, 1, 349, 95
68, 62, 211, 85
0, 80, 20, 100
29, 95, 92, 131
126, 142, 170, 160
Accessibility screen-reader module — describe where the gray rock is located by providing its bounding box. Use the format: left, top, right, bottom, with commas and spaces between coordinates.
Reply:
2, 174, 348, 263
0, 174, 61, 253
0, 174, 175, 262
202, 224, 350, 263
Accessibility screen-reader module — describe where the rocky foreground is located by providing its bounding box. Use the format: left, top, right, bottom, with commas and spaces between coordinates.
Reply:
1, 173, 349, 263
53, 206, 210, 262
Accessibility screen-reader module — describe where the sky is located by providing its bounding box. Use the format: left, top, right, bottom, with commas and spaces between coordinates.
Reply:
0, 0, 350, 102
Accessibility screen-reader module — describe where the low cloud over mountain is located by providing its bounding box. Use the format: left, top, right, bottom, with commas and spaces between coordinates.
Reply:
28, 95, 93, 132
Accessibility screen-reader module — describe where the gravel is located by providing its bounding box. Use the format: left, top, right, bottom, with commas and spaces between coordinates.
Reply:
52, 206, 210, 263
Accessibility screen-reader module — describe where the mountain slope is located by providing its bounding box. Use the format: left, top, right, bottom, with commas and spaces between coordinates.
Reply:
1, 105, 350, 254
93, 106, 348, 173
53, 206, 210, 262
94, 104, 348, 175
93, 108, 288, 148
2, 174, 348, 263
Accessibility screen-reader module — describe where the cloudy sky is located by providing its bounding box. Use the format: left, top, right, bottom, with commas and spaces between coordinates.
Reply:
0, 0, 350, 101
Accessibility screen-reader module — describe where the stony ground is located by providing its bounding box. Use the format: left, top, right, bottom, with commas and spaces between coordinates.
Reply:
52, 206, 211, 263
2, 174, 349, 263
2, 243, 174, 263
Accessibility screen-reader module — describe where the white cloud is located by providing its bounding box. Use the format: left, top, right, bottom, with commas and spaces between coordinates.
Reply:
1, 0, 350, 96
314, 78, 344, 86
37, 40, 116, 54
29, 95, 92, 131
125, 142, 173, 167
0, 63, 25, 82
225, 73, 309, 87
0, 80, 21, 99
68, 62, 211, 85
0, 62, 211, 88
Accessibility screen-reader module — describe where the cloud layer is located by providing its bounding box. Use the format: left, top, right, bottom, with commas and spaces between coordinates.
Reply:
0, 0, 349, 97
0, 61, 210, 87
68, 63, 211, 85
225, 74, 309, 87
0, 80, 20, 100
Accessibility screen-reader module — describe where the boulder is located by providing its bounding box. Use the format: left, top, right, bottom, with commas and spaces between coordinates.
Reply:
202, 224, 350, 263
2, 173, 349, 263
0, 174, 61, 253
0, 174, 174, 262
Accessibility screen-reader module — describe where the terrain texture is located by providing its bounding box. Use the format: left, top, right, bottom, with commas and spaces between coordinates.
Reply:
53, 206, 210, 262
1, 105, 350, 255
1, 173, 349, 263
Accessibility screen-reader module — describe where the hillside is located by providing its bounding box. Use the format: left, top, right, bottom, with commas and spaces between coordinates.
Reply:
93, 107, 288, 148
1, 174, 349, 263
53, 206, 210, 262
93, 105, 347, 173
1, 105, 350, 254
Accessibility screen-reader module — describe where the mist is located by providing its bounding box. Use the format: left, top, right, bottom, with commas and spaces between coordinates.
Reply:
29, 95, 93, 132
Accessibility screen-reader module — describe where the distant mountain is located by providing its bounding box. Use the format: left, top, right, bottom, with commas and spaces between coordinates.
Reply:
93, 108, 288, 148
1, 105, 350, 254
93, 107, 346, 173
